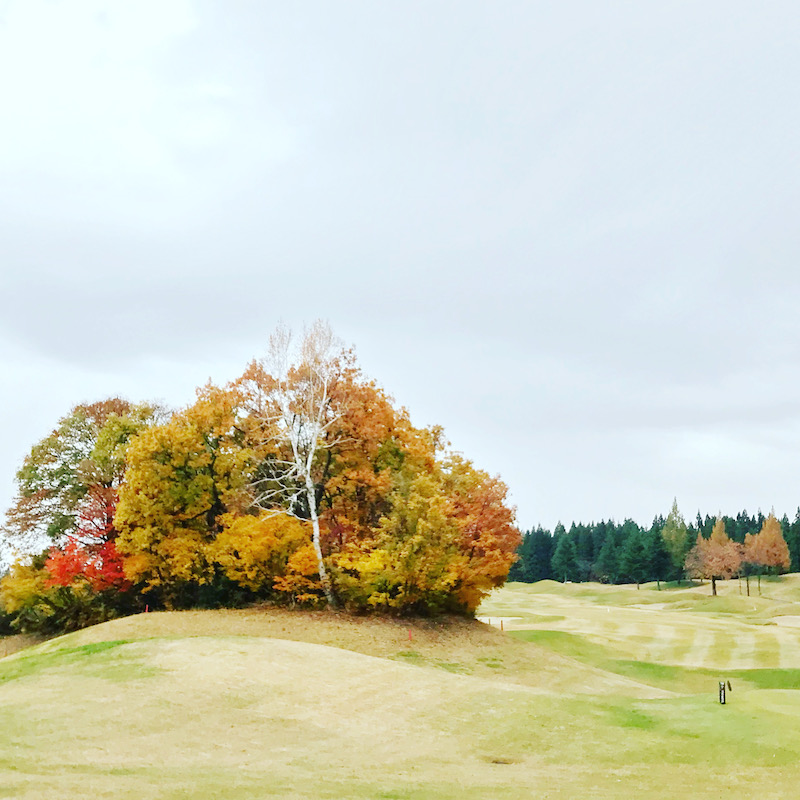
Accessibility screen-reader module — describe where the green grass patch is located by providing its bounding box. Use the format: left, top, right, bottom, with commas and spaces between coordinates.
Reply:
605, 705, 659, 730
608, 659, 800, 694
391, 650, 469, 674
0, 640, 160, 685
392, 649, 425, 664
510, 629, 608, 661
730, 668, 800, 690
433, 660, 469, 674
510, 628, 800, 695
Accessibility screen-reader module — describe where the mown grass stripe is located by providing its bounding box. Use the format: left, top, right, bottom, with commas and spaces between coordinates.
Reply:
754, 630, 781, 668
680, 626, 714, 667
728, 631, 757, 669
641, 624, 677, 662
708, 628, 735, 669
662, 621, 696, 666
775, 628, 800, 669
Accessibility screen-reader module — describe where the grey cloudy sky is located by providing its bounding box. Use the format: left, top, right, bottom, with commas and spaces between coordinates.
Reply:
2, 0, 800, 532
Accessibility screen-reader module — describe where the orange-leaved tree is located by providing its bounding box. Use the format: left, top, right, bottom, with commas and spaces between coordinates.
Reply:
743, 513, 790, 595
684, 519, 742, 596
231, 322, 520, 613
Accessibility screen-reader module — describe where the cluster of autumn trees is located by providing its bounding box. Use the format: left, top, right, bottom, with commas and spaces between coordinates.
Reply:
0, 324, 521, 632
510, 500, 792, 594
684, 515, 790, 595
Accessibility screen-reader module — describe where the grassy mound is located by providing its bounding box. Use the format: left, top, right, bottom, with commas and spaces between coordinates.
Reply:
23, 606, 667, 697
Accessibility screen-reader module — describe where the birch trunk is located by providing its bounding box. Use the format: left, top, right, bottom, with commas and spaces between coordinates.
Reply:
304, 473, 337, 608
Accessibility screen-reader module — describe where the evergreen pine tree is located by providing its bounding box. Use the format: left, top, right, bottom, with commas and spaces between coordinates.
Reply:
787, 511, 800, 573
644, 526, 671, 590
591, 521, 610, 562
508, 531, 534, 582
575, 523, 594, 565
529, 527, 555, 581
509, 527, 558, 583
551, 535, 578, 583
595, 534, 619, 584
621, 531, 648, 589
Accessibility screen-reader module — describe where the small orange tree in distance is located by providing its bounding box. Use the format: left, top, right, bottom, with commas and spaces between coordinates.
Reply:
743, 513, 790, 595
685, 519, 742, 596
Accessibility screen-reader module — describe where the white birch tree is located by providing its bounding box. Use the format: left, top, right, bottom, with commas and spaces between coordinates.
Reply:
237, 321, 350, 608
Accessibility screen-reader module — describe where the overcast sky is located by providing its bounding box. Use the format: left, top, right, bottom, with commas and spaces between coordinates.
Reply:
2, 0, 800, 533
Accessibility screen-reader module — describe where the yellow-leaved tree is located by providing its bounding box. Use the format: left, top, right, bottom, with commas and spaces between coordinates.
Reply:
114, 385, 251, 605
209, 512, 311, 594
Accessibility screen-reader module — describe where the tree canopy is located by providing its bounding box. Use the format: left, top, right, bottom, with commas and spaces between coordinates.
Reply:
684, 520, 742, 596
1, 324, 521, 630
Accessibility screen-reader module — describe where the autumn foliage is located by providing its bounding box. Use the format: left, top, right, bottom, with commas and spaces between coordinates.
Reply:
684, 520, 742, 595
685, 514, 791, 595
742, 514, 791, 594
2, 325, 521, 629
0, 400, 161, 630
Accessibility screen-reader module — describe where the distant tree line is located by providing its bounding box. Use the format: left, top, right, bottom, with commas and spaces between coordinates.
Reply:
509, 500, 798, 589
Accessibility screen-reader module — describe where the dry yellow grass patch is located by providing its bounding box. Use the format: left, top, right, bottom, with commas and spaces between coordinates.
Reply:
0, 633, 46, 657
